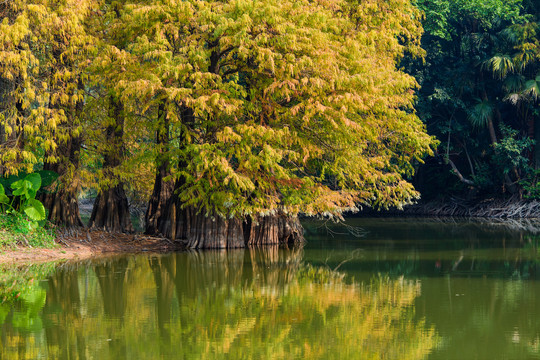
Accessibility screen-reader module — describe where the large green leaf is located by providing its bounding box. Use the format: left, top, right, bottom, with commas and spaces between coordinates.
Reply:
0, 184, 9, 205
23, 199, 46, 221
24, 173, 41, 191
469, 99, 494, 128
11, 179, 32, 199
0, 175, 20, 196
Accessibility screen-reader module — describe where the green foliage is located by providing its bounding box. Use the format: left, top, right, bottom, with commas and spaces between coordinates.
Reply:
106, 0, 436, 217
0, 172, 55, 247
520, 169, 540, 199
492, 124, 534, 175
472, 162, 496, 190
0, 213, 56, 248
408, 0, 540, 199
469, 99, 494, 128
1, 172, 47, 223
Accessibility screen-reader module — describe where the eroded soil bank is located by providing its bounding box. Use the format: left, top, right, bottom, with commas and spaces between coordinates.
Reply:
0, 230, 183, 264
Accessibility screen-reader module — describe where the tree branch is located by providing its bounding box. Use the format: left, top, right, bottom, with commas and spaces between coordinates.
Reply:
447, 157, 475, 185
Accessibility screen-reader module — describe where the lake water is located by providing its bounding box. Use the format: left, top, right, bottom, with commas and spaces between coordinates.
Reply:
2, 218, 540, 359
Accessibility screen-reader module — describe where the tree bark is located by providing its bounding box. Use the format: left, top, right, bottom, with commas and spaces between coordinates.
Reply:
145, 102, 174, 235
41, 135, 84, 227
88, 96, 133, 232
89, 185, 133, 233
158, 197, 304, 249
244, 212, 304, 246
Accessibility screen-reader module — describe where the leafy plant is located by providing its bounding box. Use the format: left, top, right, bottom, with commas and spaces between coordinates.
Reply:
520, 169, 540, 200
0, 173, 49, 230
0, 213, 56, 248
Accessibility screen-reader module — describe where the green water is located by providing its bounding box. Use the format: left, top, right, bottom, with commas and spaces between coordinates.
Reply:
2, 218, 540, 359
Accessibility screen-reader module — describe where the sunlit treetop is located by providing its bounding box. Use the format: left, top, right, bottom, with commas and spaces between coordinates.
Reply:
106, 0, 436, 218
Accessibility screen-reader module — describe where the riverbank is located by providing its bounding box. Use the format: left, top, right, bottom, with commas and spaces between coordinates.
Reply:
362, 196, 540, 219
0, 229, 183, 264
5, 195, 540, 265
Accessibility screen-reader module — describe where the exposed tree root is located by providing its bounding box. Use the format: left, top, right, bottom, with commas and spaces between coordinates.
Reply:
384, 195, 540, 220
156, 202, 304, 249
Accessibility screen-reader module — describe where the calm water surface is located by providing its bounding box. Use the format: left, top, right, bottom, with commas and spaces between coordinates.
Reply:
2, 218, 540, 359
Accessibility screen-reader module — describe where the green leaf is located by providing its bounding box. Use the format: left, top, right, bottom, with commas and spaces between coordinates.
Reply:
11, 180, 32, 199
525, 75, 540, 100
0, 175, 21, 193
469, 100, 494, 128
11, 179, 25, 191
23, 199, 46, 221
24, 173, 41, 192
0, 184, 8, 205
12, 180, 33, 199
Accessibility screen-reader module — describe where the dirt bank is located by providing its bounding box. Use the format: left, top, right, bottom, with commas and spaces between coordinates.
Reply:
0, 229, 183, 264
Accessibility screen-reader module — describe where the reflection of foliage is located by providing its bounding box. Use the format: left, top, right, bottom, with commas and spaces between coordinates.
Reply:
0, 263, 56, 305
0, 262, 56, 360
0, 252, 438, 360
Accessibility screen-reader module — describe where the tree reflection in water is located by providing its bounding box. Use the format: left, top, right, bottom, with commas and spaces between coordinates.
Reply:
0, 248, 438, 359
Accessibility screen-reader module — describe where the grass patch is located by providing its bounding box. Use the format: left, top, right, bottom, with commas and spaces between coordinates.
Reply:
0, 213, 57, 249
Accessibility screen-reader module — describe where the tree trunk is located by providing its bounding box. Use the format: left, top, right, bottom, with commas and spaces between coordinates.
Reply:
41, 186, 84, 227
41, 136, 84, 227
159, 197, 304, 249
245, 213, 304, 246
158, 199, 245, 248
145, 166, 174, 235
88, 96, 133, 232
145, 102, 174, 235
89, 185, 133, 233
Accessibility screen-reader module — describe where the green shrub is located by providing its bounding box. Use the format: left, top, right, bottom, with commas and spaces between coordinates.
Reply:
0, 213, 57, 248
0, 172, 58, 248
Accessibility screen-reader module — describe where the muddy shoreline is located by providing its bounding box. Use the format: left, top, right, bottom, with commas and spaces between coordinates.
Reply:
0, 229, 183, 265
5, 196, 540, 265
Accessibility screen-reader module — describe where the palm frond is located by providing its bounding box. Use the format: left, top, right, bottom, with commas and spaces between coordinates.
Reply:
503, 74, 525, 93
524, 74, 540, 100
468, 100, 493, 128
485, 54, 514, 79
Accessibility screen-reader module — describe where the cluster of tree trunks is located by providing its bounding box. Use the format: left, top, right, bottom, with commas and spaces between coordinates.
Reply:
41, 136, 85, 228
88, 97, 133, 233
145, 189, 304, 249
146, 190, 309, 250
38, 98, 305, 248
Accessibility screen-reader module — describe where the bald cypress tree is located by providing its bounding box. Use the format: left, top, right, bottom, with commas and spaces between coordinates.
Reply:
112, 0, 435, 247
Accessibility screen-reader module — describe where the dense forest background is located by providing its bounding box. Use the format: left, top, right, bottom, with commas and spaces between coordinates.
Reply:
2, 0, 540, 246
410, 0, 540, 202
